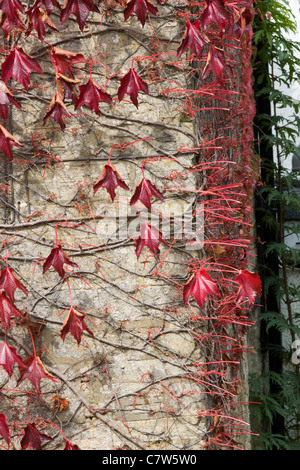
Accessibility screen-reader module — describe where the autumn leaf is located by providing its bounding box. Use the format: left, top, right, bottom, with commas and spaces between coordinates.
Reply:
0, 266, 28, 302
200, 0, 230, 34
183, 268, 219, 309
0, 124, 23, 161
0, 340, 26, 377
118, 67, 149, 107
177, 20, 208, 59
51, 47, 85, 78
0, 414, 10, 445
60, 306, 94, 345
0, 291, 24, 330
51, 394, 69, 412
21, 422, 52, 450
42, 244, 79, 278
235, 269, 262, 307
56, 73, 80, 102
17, 355, 59, 394
1, 47, 43, 91
0, 0, 25, 22
26, 6, 59, 41
202, 44, 231, 84
135, 222, 168, 259
43, 92, 72, 131
64, 440, 81, 450
75, 78, 112, 115
130, 177, 164, 210
124, 0, 158, 26
93, 162, 130, 201
0, 81, 22, 121
60, 0, 100, 31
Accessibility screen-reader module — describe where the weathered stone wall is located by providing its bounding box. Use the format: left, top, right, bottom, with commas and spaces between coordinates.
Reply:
0, 0, 257, 450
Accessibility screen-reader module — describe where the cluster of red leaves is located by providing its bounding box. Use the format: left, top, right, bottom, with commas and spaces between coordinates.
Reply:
0, 0, 260, 451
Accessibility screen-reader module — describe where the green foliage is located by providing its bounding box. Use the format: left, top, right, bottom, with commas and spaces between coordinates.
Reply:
252, 0, 300, 450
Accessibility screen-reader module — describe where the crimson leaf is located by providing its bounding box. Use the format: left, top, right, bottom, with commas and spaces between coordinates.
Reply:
42, 244, 79, 278
118, 67, 149, 108
0, 340, 26, 377
64, 440, 81, 450
0, 291, 23, 330
130, 177, 164, 211
0, 267, 28, 302
235, 269, 262, 307
21, 422, 52, 450
75, 78, 112, 115
60, 307, 94, 345
0, 124, 23, 161
17, 355, 59, 394
183, 268, 219, 309
60, 0, 100, 31
1, 47, 43, 91
201, 0, 230, 34
0, 11, 25, 39
57, 73, 80, 102
177, 20, 208, 59
202, 44, 231, 84
93, 162, 130, 201
124, 0, 158, 27
135, 223, 167, 259
0, 81, 21, 121
0, 414, 10, 445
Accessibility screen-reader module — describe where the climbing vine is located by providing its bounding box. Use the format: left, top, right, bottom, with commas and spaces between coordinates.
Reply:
0, 0, 260, 450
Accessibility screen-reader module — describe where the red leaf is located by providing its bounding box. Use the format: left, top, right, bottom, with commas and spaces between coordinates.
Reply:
202, 44, 231, 84
75, 78, 112, 115
0, 124, 23, 161
51, 47, 85, 79
177, 21, 208, 59
135, 222, 167, 259
1, 47, 42, 91
42, 244, 79, 278
0, 0, 25, 22
0, 340, 26, 377
57, 73, 80, 102
21, 422, 52, 450
201, 0, 230, 34
118, 67, 149, 107
93, 162, 130, 201
60, 0, 100, 31
183, 268, 219, 309
0, 81, 21, 121
235, 269, 262, 307
0, 11, 25, 39
64, 440, 81, 450
17, 355, 59, 394
0, 267, 28, 302
124, 0, 158, 26
0, 292, 23, 330
60, 307, 94, 345
26, 6, 59, 41
0, 414, 10, 445
130, 177, 164, 210
43, 92, 72, 132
